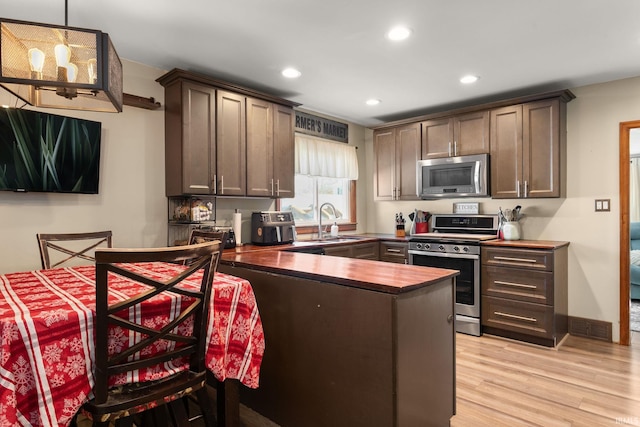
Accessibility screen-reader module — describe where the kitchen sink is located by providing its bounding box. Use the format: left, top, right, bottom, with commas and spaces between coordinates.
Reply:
286, 235, 370, 251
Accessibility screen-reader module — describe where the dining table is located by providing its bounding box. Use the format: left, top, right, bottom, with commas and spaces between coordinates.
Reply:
0, 262, 265, 427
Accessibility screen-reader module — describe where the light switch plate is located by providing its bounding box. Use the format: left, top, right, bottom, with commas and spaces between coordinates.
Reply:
595, 199, 611, 212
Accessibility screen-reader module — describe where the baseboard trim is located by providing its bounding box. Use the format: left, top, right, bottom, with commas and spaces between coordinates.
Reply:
568, 316, 612, 342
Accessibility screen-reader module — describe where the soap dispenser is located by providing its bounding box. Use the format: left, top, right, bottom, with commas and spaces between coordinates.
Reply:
330, 222, 339, 237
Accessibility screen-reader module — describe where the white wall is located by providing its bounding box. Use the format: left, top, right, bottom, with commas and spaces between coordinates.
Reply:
0, 60, 167, 274
364, 75, 640, 342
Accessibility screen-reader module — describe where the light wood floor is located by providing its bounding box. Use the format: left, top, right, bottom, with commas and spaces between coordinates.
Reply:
231, 332, 640, 427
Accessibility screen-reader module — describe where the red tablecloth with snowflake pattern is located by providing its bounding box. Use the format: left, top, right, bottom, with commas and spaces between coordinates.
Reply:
0, 263, 264, 427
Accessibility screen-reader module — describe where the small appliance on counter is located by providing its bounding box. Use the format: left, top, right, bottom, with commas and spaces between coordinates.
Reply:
251, 211, 296, 245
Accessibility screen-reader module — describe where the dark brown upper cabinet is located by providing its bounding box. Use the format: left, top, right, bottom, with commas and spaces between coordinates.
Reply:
158, 69, 299, 198
246, 99, 295, 198
490, 98, 566, 199
373, 123, 421, 201
422, 111, 489, 159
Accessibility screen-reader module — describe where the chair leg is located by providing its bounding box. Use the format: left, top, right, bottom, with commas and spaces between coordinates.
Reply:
168, 400, 191, 427
195, 387, 217, 427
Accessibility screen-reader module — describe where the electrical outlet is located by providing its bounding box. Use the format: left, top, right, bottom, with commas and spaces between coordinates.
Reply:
595, 199, 611, 212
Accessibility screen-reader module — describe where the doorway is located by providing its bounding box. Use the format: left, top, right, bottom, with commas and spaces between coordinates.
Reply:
619, 120, 640, 346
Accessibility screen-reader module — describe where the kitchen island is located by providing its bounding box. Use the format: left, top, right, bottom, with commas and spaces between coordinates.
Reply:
220, 249, 458, 427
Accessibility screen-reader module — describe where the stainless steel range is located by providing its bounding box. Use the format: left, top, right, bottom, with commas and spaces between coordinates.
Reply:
408, 214, 499, 336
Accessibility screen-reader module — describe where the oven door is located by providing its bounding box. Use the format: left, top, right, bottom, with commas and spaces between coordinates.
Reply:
408, 250, 480, 318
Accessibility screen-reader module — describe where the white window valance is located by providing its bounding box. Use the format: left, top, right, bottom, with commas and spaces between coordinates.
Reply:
294, 134, 359, 180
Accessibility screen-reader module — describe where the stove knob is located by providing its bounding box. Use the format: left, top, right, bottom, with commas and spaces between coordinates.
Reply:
438, 245, 445, 251
453, 246, 460, 252
416, 243, 423, 250
424, 243, 431, 250
462, 246, 470, 252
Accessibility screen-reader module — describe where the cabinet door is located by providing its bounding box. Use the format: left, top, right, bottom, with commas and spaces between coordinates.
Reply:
216, 91, 246, 196
323, 245, 353, 258
523, 99, 561, 198
273, 105, 295, 198
395, 123, 421, 200
352, 242, 380, 260
421, 118, 453, 159
454, 110, 490, 156
373, 129, 396, 200
165, 81, 215, 196
246, 98, 274, 197
490, 105, 523, 199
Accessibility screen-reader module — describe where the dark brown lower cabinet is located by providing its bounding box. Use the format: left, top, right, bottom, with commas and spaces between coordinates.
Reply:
219, 264, 455, 427
481, 242, 569, 347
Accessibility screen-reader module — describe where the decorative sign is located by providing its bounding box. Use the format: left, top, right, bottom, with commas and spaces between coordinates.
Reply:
295, 111, 348, 143
453, 202, 479, 214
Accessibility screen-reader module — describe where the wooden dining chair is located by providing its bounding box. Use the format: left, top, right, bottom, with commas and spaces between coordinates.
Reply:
80, 241, 222, 427
188, 229, 227, 246
36, 231, 113, 269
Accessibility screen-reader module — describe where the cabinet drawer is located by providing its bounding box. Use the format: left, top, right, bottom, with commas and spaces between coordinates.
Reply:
481, 247, 552, 271
352, 242, 379, 260
379, 241, 408, 264
481, 265, 553, 304
482, 296, 554, 338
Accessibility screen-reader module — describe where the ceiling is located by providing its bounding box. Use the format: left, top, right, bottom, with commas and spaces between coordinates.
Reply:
2, 0, 640, 127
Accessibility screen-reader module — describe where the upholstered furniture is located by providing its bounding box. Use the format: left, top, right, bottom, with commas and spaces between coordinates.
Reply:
630, 222, 640, 300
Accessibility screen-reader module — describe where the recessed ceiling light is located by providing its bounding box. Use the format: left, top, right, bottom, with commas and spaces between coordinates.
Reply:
460, 75, 479, 84
366, 99, 381, 106
282, 68, 301, 78
387, 26, 412, 41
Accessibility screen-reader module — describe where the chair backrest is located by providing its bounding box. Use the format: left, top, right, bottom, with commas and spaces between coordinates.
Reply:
187, 229, 227, 266
37, 231, 113, 269
92, 241, 222, 406
188, 229, 227, 246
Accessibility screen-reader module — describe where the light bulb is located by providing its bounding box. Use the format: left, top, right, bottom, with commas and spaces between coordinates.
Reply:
87, 58, 97, 84
28, 48, 45, 73
66, 63, 78, 83
54, 44, 71, 67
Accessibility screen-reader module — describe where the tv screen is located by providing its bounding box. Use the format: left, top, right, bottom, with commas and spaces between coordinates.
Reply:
0, 107, 101, 194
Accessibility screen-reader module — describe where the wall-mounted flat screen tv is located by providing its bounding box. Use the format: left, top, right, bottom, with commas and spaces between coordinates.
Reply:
0, 107, 101, 194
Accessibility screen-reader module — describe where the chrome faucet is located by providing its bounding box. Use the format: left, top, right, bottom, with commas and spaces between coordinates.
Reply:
318, 202, 337, 240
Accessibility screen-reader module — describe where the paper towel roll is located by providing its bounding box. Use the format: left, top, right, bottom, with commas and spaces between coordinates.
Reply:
233, 211, 242, 245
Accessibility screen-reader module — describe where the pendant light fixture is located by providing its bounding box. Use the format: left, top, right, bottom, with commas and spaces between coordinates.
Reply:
0, 0, 123, 112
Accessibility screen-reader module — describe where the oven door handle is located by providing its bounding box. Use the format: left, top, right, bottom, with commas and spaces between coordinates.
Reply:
408, 250, 479, 260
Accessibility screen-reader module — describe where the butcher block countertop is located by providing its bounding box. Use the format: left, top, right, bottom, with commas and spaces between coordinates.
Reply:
481, 239, 570, 250
221, 250, 458, 294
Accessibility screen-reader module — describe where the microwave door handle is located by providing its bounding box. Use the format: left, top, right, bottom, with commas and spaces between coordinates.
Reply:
475, 162, 480, 192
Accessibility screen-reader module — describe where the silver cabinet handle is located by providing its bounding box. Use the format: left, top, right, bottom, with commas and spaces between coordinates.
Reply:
516, 179, 521, 198
386, 248, 402, 253
220, 175, 224, 194
447, 314, 453, 323
448, 142, 452, 157
494, 280, 537, 290
453, 140, 458, 156
276, 179, 280, 197
494, 311, 537, 323
524, 180, 529, 198
213, 174, 217, 194
270, 179, 274, 196
494, 256, 537, 263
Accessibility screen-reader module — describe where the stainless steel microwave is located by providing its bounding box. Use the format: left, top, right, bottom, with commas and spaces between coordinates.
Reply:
416, 154, 490, 199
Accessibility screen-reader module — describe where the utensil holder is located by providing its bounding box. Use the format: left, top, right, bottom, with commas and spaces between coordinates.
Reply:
502, 221, 521, 240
